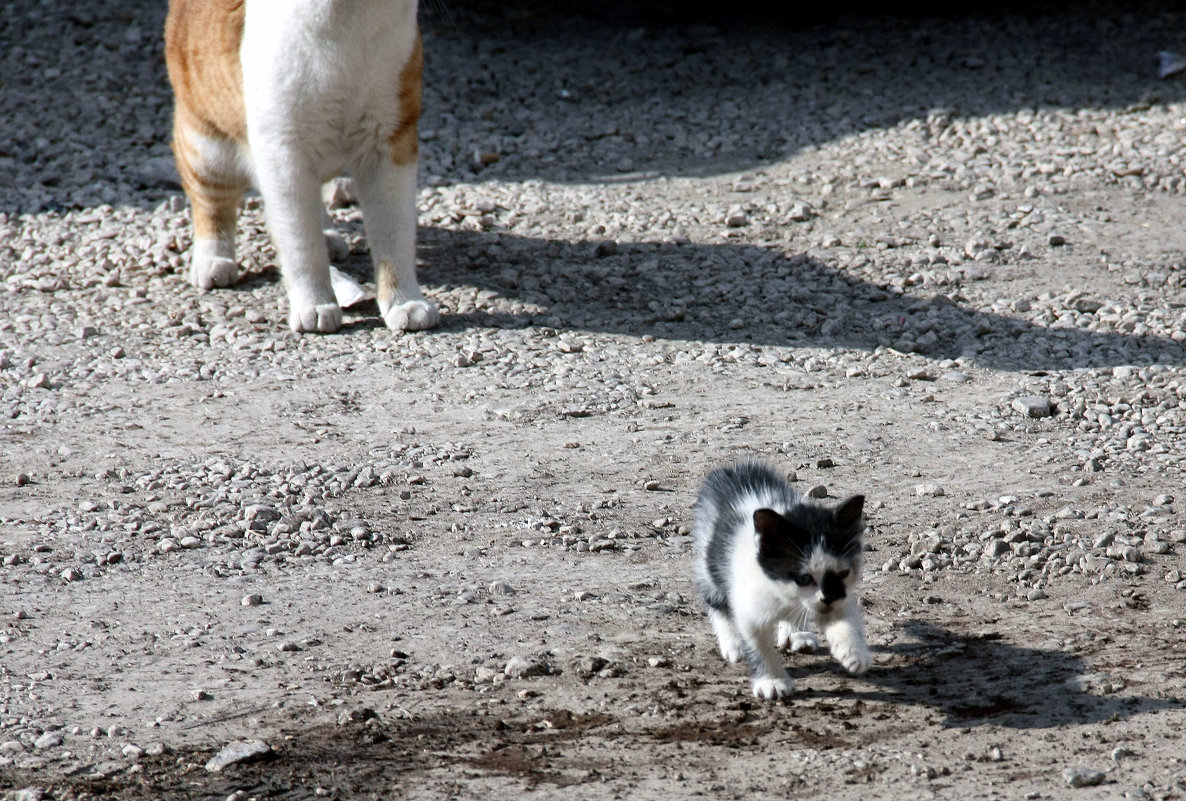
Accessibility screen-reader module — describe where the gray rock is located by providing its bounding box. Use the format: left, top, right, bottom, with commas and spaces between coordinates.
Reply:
1011, 396, 1052, 418
32, 731, 62, 750
205, 739, 273, 772
504, 656, 548, 678
1063, 766, 1106, 788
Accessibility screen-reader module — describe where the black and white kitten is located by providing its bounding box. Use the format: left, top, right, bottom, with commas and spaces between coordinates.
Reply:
693, 461, 872, 699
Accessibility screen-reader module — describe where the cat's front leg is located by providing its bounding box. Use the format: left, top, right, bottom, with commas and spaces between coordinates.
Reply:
252, 150, 342, 334
821, 600, 871, 675
354, 161, 438, 333
740, 621, 793, 700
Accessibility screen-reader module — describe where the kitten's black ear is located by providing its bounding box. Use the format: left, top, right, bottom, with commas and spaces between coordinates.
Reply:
834, 495, 865, 537
753, 508, 804, 560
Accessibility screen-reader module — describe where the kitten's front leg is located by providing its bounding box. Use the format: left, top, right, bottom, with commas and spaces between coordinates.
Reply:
821, 600, 872, 675
740, 621, 793, 700
355, 160, 438, 333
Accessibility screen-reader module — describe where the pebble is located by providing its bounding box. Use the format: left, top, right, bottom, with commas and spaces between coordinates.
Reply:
241, 594, 264, 607
914, 483, 945, 497
1063, 766, 1106, 788
33, 731, 62, 750
1011, 396, 1052, 418
205, 739, 273, 772
504, 656, 548, 678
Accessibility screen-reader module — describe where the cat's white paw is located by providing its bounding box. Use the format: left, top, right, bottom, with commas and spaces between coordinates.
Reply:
719, 641, 743, 664
832, 642, 872, 675
751, 674, 793, 700
790, 631, 819, 654
289, 302, 343, 334
383, 299, 439, 332
191, 256, 240, 290
777, 622, 818, 653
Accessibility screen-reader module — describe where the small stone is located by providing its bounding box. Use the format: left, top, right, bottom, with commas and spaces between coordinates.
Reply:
647, 657, 670, 668
122, 744, 144, 759
158, 538, 179, 554
983, 540, 1010, 558
1063, 766, 1105, 788
33, 731, 62, 750
914, 483, 945, 497
642, 480, 661, 491
1027, 589, 1048, 601
1011, 396, 1052, 418
1152, 494, 1174, 506
14, 472, 30, 487
277, 641, 302, 652
489, 581, 516, 595
13, 790, 45, 801
60, 568, 83, 583
1049, 234, 1067, 246
806, 485, 828, 499
205, 739, 273, 772
504, 656, 548, 678
241, 593, 264, 607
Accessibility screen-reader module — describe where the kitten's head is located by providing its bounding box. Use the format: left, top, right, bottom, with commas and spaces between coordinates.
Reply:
753, 495, 865, 615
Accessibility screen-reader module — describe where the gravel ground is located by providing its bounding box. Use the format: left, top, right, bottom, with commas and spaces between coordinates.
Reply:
3, 1, 1186, 799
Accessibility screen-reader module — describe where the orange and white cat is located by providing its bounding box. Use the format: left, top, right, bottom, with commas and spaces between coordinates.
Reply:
165, 0, 439, 334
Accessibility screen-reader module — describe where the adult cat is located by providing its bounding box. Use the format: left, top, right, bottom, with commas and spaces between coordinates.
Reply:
165, 0, 439, 333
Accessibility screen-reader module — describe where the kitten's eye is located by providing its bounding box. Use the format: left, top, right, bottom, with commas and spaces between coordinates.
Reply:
792, 574, 814, 587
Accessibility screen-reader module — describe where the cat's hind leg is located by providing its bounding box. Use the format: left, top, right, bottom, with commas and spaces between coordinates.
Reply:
354, 37, 438, 333
708, 609, 744, 664
172, 126, 248, 290
777, 621, 819, 654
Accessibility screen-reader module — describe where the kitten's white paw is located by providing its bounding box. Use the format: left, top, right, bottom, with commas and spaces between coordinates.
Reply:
777, 622, 818, 653
790, 631, 819, 654
751, 674, 793, 700
719, 642, 743, 664
289, 302, 343, 334
383, 299, 439, 332
191, 256, 239, 290
833, 642, 872, 675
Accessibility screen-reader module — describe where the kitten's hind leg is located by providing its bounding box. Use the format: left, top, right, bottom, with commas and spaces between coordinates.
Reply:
708, 609, 743, 664
777, 621, 818, 654
172, 126, 247, 290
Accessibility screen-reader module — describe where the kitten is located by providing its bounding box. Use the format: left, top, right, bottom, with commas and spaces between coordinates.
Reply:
693, 461, 872, 699
165, 0, 439, 334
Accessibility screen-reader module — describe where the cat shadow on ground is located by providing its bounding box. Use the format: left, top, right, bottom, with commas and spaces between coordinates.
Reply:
790, 619, 1185, 729
339, 226, 1186, 372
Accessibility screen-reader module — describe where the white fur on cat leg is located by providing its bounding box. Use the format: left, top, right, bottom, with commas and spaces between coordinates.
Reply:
190, 237, 239, 290
741, 621, 793, 700
777, 621, 819, 654
708, 609, 743, 664
354, 161, 438, 332
821, 601, 872, 674
251, 154, 341, 333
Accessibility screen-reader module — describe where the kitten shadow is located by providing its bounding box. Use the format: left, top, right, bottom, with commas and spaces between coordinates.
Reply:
789, 619, 1184, 729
